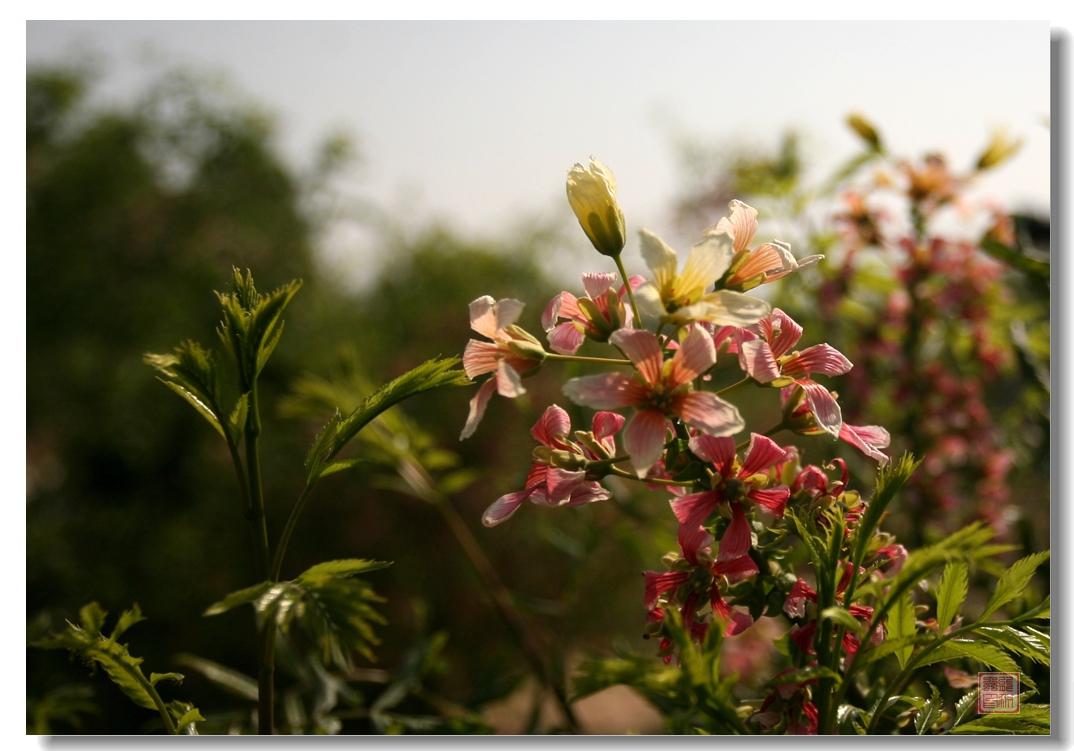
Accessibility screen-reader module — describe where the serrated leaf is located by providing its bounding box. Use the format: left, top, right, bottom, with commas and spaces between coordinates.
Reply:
764, 665, 841, 687
296, 559, 392, 587
228, 393, 249, 443
821, 606, 864, 635
952, 708, 1049, 735
203, 581, 275, 617
256, 319, 286, 376
851, 453, 920, 566
914, 683, 942, 734
160, 381, 225, 438
305, 410, 342, 481
954, 689, 979, 726
168, 701, 206, 734
857, 633, 934, 666
149, 672, 183, 686
79, 602, 107, 636
886, 591, 916, 669
315, 458, 369, 480
981, 551, 1049, 621
977, 626, 1050, 665
920, 639, 1020, 675
109, 605, 146, 642
936, 560, 968, 635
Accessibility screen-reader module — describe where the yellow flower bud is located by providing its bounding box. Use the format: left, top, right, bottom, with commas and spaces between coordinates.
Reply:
566, 158, 626, 257
846, 113, 883, 151
976, 128, 1023, 171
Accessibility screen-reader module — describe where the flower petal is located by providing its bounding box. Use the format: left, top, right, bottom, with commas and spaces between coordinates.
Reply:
738, 339, 781, 383
541, 291, 578, 331
839, 423, 891, 465
784, 578, 817, 619
678, 232, 734, 299
494, 298, 526, 331
668, 325, 716, 388
592, 410, 626, 439
562, 372, 647, 409
673, 392, 745, 437
638, 229, 679, 293
766, 308, 803, 358
644, 571, 689, 609
545, 467, 586, 504
495, 361, 526, 398
563, 481, 612, 507
725, 610, 755, 636
687, 435, 736, 476
468, 295, 498, 338
719, 199, 759, 254
609, 328, 664, 385
678, 523, 715, 566
749, 487, 789, 518
547, 321, 586, 355
783, 343, 853, 377
713, 553, 760, 583
482, 489, 533, 527
717, 504, 751, 562
582, 271, 617, 300
798, 379, 842, 438
463, 339, 502, 379
634, 282, 669, 319
740, 434, 791, 476
623, 408, 669, 478
530, 404, 572, 448
697, 290, 771, 327
460, 378, 498, 440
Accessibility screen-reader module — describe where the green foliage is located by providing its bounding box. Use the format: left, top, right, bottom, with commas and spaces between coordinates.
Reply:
885, 592, 916, 669
935, 560, 968, 634
850, 453, 920, 566
981, 551, 1049, 621
215, 269, 302, 388
27, 684, 97, 735
205, 560, 391, 671
952, 705, 1050, 735
32, 603, 201, 734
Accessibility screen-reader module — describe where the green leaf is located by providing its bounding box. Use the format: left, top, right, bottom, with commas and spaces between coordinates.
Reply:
174, 654, 258, 701
914, 683, 942, 735
919, 639, 1020, 675
857, 633, 934, 666
160, 381, 225, 438
977, 626, 1050, 665
315, 458, 369, 480
821, 606, 864, 635
952, 705, 1050, 735
296, 559, 392, 587
145, 341, 226, 438
936, 560, 968, 635
305, 410, 343, 482
168, 701, 206, 734
333, 357, 470, 457
108, 605, 145, 644
149, 672, 183, 687
851, 453, 920, 566
79, 602, 107, 636
981, 551, 1049, 621
980, 237, 1050, 280
228, 393, 249, 443
1013, 595, 1049, 622
953, 689, 979, 727
886, 591, 916, 669
203, 581, 275, 617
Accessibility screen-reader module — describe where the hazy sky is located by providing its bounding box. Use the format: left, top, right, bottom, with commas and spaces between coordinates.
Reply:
26, 21, 1050, 284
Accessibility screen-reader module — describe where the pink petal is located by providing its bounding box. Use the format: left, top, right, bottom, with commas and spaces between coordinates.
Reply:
668, 325, 716, 388
784, 579, 817, 619
463, 339, 502, 378
726, 610, 755, 636
783, 343, 853, 377
766, 308, 804, 358
495, 361, 526, 398
749, 487, 789, 518
623, 408, 669, 478
547, 321, 586, 355
717, 504, 751, 562
839, 423, 891, 465
592, 410, 626, 439
713, 554, 760, 583
541, 291, 577, 331
710, 589, 731, 620
798, 379, 842, 437
460, 378, 498, 440
482, 489, 533, 527
494, 298, 526, 331
525, 463, 548, 490
530, 404, 572, 448
789, 621, 816, 655
545, 467, 586, 504
670, 489, 720, 525
562, 372, 648, 409
678, 523, 715, 566
644, 571, 689, 609
468, 296, 498, 338
609, 328, 664, 386
563, 481, 612, 507
582, 271, 617, 300
739, 433, 790, 476
687, 435, 737, 476
673, 391, 745, 436
738, 339, 781, 383
724, 199, 759, 254
620, 275, 647, 295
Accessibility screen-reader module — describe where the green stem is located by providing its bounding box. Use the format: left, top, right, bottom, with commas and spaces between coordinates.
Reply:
609, 466, 693, 486
545, 352, 631, 366
613, 253, 643, 327
716, 377, 752, 396
120, 661, 177, 735
243, 381, 274, 735
271, 482, 315, 582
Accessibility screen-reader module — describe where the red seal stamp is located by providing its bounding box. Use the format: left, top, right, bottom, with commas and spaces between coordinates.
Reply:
978, 672, 1020, 714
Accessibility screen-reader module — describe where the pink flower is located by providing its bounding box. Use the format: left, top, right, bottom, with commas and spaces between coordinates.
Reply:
481, 404, 622, 527
784, 565, 876, 657
562, 327, 744, 478
783, 388, 891, 465
541, 272, 646, 355
461, 296, 544, 440
670, 434, 791, 564
736, 308, 852, 437
838, 423, 891, 465
705, 199, 822, 291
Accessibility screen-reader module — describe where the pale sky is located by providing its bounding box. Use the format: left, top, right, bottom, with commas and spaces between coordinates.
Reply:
26, 21, 1051, 286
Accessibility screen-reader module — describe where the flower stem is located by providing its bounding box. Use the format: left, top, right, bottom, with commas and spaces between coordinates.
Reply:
715, 377, 752, 396
271, 482, 315, 582
613, 253, 643, 327
608, 466, 693, 486
545, 352, 631, 365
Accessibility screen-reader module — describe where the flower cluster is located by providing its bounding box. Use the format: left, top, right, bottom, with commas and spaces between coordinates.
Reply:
456, 160, 911, 734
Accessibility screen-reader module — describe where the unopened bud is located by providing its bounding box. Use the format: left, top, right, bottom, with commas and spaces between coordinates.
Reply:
504, 338, 547, 361
847, 113, 883, 151
548, 450, 586, 471
976, 128, 1022, 171
566, 159, 626, 257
